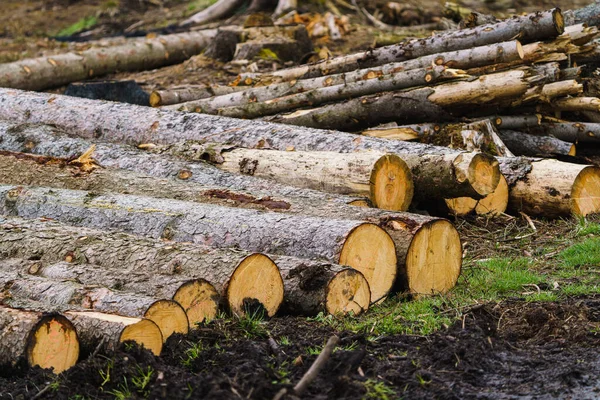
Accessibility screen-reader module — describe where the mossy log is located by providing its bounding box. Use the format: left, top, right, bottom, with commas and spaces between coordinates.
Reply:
0, 306, 79, 374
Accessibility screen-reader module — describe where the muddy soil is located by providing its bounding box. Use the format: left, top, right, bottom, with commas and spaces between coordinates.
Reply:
1, 297, 599, 399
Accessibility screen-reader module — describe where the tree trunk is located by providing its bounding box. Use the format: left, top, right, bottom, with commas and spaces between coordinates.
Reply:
564, 3, 600, 27
497, 130, 576, 157
493, 115, 541, 130
0, 123, 462, 298
0, 262, 189, 342
180, 0, 246, 26
0, 90, 501, 202
535, 122, 600, 143
0, 31, 217, 91
0, 185, 398, 304
233, 8, 563, 81
0, 306, 79, 374
499, 157, 600, 217
263, 68, 538, 131
177, 66, 461, 116
551, 97, 600, 112
150, 85, 242, 107
65, 312, 163, 356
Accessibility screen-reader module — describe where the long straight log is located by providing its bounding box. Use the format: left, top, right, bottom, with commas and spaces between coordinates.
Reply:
234, 8, 563, 82
65, 312, 163, 356
150, 85, 241, 107
535, 122, 600, 143
0, 30, 217, 91
0, 260, 189, 342
0, 90, 501, 202
0, 185, 398, 303
173, 41, 523, 111
497, 130, 576, 157
0, 123, 463, 297
0, 306, 79, 373
499, 157, 600, 217
263, 68, 541, 131
184, 66, 464, 118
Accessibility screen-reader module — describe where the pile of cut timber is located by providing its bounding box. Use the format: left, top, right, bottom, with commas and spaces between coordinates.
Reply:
1, 6, 600, 373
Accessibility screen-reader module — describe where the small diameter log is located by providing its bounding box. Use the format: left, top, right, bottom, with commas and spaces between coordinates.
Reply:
0, 306, 79, 373
177, 146, 414, 211
0, 31, 217, 91
498, 130, 576, 157
65, 312, 163, 356
0, 186, 398, 303
1, 265, 189, 342
234, 9, 563, 81
176, 41, 522, 112
180, 0, 245, 26
264, 68, 539, 131
178, 66, 462, 116
499, 157, 600, 217
551, 97, 600, 112
0, 217, 367, 316
0, 124, 462, 297
535, 122, 600, 143
150, 85, 241, 107
444, 174, 509, 216
0, 91, 501, 202
493, 115, 541, 130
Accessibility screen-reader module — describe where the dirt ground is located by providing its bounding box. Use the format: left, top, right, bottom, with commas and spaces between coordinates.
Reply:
2, 1, 600, 398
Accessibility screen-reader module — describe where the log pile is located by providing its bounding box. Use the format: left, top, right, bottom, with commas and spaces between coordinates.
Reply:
1, 6, 600, 374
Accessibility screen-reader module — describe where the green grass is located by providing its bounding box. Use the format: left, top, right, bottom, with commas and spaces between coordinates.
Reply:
363, 379, 396, 400
57, 16, 98, 37
576, 222, 600, 237
559, 237, 600, 268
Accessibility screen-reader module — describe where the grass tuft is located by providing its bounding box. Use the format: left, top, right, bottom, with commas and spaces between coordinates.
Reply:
57, 16, 98, 37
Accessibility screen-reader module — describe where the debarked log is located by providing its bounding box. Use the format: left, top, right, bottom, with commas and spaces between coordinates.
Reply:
499, 157, 600, 217
0, 305, 79, 374
0, 186, 398, 304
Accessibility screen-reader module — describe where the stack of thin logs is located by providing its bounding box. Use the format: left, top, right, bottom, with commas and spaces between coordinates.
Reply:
2, 7, 600, 373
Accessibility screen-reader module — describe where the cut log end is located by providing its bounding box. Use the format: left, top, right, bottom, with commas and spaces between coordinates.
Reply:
173, 279, 220, 328
27, 315, 79, 374
468, 153, 501, 196
143, 300, 189, 342
572, 166, 600, 216
120, 319, 163, 356
569, 145, 577, 156
516, 41, 524, 60
475, 174, 509, 216
149, 91, 162, 107
370, 154, 414, 211
227, 253, 285, 318
325, 268, 371, 316
445, 197, 477, 216
406, 220, 462, 295
339, 223, 397, 303
552, 8, 565, 36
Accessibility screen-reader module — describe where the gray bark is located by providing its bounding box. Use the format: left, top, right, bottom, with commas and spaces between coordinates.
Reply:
497, 130, 575, 157
150, 85, 241, 107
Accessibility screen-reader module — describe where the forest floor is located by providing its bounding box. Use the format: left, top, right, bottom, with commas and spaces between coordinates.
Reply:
1, 1, 600, 399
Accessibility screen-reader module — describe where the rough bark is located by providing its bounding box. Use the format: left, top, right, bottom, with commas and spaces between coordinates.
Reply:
263, 68, 539, 131
182, 40, 522, 111
534, 122, 600, 143
0, 306, 79, 373
497, 130, 576, 157
564, 3, 600, 27
150, 85, 241, 107
498, 157, 600, 217
180, 0, 245, 26
233, 8, 563, 81
64, 312, 163, 356
0, 123, 462, 297
551, 97, 600, 112
0, 30, 217, 91
0, 90, 500, 201
178, 66, 460, 117
0, 185, 398, 303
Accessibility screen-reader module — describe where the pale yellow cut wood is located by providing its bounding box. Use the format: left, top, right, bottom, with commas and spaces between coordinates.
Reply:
445, 197, 478, 216
454, 152, 500, 196
119, 319, 163, 356
475, 174, 509, 215
572, 166, 600, 216
361, 127, 420, 141
28, 314, 79, 374
370, 154, 414, 211
325, 269, 371, 315
143, 300, 189, 342
339, 223, 397, 303
173, 279, 219, 327
226, 253, 285, 317
406, 220, 462, 295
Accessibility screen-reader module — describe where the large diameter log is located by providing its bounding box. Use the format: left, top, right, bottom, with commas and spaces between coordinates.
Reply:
150, 85, 241, 107
263, 68, 538, 131
0, 263, 189, 342
0, 186, 398, 303
65, 312, 163, 356
499, 158, 600, 217
0, 124, 462, 297
0, 31, 217, 91
497, 130, 576, 157
0, 306, 79, 374
0, 90, 501, 201
176, 41, 523, 112
234, 9, 563, 81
